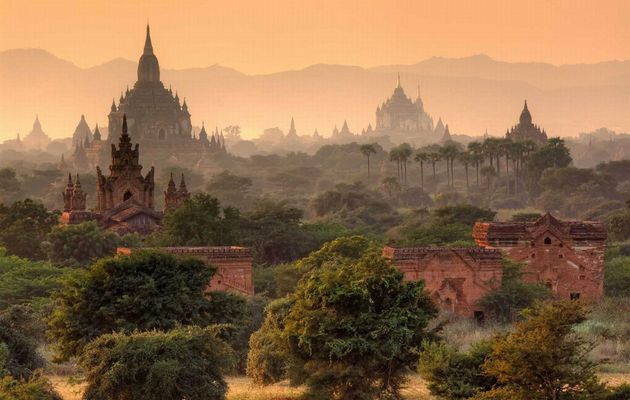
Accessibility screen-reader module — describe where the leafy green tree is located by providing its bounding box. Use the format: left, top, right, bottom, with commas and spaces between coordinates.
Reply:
607, 201, 630, 242
48, 250, 243, 360
402, 223, 474, 247
282, 244, 437, 399
79, 326, 234, 400
0, 374, 62, 400
0, 199, 58, 260
240, 200, 313, 265
246, 297, 295, 385
527, 137, 572, 195
156, 192, 240, 246
481, 165, 496, 191
432, 205, 496, 227
206, 170, 254, 210
0, 168, 21, 204
43, 221, 120, 267
604, 254, 630, 297
414, 150, 429, 188
477, 260, 550, 323
419, 340, 496, 400
0, 250, 69, 311
474, 301, 604, 400
0, 305, 44, 380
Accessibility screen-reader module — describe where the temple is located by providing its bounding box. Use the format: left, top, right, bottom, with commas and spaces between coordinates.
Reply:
106, 24, 226, 160
117, 246, 254, 296
60, 114, 190, 234
22, 115, 51, 150
505, 100, 549, 145
373, 76, 435, 143
473, 212, 606, 300
383, 246, 503, 319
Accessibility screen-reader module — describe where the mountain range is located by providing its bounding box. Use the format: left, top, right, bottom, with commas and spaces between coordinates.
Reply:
1, 49, 628, 141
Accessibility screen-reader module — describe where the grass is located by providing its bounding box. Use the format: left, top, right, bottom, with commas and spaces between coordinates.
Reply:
46, 372, 630, 400
47, 373, 434, 400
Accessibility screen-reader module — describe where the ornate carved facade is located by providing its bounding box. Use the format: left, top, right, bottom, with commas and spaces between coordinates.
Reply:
383, 246, 503, 318
117, 246, 254, 296
60, 114, 190, 234
473, 212, 606, 300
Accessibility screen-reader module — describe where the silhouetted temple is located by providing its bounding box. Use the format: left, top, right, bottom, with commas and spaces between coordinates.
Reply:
505, 100, 548, 145
60, 115, 190, 234
106, 24, 226, 158
373, 76, 435, 143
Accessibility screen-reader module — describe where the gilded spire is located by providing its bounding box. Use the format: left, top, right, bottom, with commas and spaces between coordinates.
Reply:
396, 73, 401, 89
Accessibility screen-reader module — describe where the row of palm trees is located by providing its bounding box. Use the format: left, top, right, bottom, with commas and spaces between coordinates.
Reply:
361, 138, 540, 193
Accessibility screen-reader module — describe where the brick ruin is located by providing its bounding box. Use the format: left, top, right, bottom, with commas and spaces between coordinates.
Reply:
117, 246, 253, 296
384, 213, 606, 317
473, 212, 606, 301
382, 246, 503, 318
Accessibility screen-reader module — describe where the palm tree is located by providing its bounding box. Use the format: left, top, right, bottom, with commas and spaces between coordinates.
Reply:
414, 150, 429, 189
440, 143, 461, 187
457, 151, 472, 191
428, 151, 441, 183
360, 143, 377, 184
483, 138, 502, 176
397, 143, 413, 186
481, 165, 497, 191
389, 147, 402, 183
468, 141, 484, 186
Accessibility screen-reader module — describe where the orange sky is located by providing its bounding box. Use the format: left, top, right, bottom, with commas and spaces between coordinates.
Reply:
1, 0, 628, 73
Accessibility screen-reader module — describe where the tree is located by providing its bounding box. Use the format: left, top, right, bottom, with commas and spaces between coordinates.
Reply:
246, 297, 295, 385
48, 250, 244, 360
398, 143, 413, 185
0, 305, 44, 380
457, 151, 473, 191
0, 374, 62, 400
43, 221, 120, 267
359, 143, 377, 184
419, 340, 496, 400
0, 199, 58, 260
79, 326, 234, 400
389, 147, 402, 183
414, 150, 429, 188
440, 143, 460, 187
428, 150, 442, 183
527, 138, 572, 195
156, 192, 240, 246
0, 168, 21, 204
475, 301, 604, 400
477, 260, 550, 323
468, 141, 484, 186
0, 250, 69, 311
481, 165, 496, 191
382, 176, 401, 199
282, 244, 437, 399
206, 170, 253, 209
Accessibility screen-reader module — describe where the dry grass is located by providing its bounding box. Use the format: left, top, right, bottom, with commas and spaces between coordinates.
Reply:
46, 372, 630, 400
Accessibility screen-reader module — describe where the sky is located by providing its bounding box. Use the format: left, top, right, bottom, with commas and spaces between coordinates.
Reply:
1, 0, 628, 74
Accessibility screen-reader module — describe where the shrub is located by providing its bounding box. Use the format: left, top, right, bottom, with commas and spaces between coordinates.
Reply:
79, 326, 233, 400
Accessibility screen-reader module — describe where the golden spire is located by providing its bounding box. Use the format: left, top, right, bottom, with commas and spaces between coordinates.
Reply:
396, 73, 401, 89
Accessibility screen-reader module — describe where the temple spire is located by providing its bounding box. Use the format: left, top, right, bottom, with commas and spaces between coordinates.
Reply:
144, 23, 154, 55
396, 73, 401, 89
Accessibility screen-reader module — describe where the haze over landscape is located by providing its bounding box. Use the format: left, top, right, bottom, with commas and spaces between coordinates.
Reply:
1, 0, 628, 140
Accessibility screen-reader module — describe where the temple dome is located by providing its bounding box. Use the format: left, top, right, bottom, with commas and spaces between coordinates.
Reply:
137, 24, 160, 83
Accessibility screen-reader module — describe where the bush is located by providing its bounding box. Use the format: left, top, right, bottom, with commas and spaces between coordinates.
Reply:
0, 305, 44, 380
281, 243, 437, 399
79, 326, 233, 400
0, 374, 62, 400
419, 340, 496, 400
43, 221, 120, 267
48, 250, 244, 360
604, 255, 630, 297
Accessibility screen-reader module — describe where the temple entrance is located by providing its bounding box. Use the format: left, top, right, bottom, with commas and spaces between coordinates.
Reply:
158, 128, 166, 140
123, 190, 133, 201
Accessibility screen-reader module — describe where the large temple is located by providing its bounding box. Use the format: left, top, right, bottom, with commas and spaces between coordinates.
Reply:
60, 115, 190, 234
106, 25, 226, 159
505, 100, 549, 145
372, 76, 437, 143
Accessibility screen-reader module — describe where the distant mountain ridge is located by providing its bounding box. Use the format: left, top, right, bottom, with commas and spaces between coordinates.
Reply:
1, 49, 628, 141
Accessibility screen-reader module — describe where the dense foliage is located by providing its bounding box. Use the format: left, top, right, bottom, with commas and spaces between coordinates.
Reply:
79, 326, 233, 400
0, 199, 58, 260
48, 250, 245, 360
43, 221, 120, 267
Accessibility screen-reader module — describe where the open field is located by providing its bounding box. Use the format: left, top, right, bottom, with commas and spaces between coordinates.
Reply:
48, 373, 630, 400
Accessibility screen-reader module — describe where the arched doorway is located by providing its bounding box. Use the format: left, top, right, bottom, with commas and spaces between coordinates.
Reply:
123, 190, 133, 201
158, 128, 166, 140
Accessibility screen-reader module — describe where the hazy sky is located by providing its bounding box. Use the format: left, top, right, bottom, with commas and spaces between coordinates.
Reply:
1, 0, 628, 74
